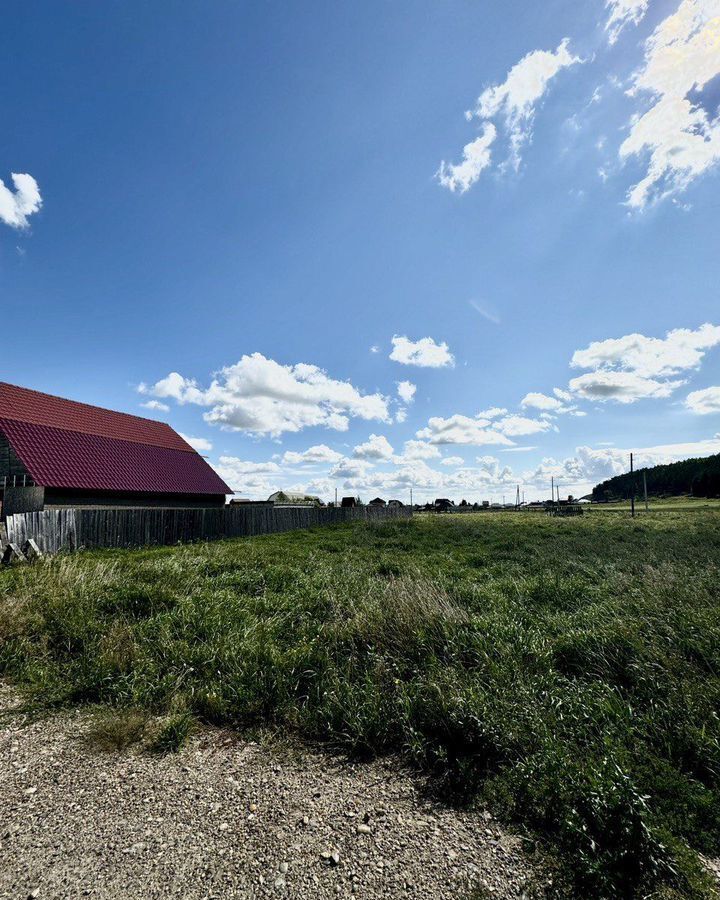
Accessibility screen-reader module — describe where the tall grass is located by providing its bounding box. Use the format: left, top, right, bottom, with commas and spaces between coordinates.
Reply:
1, 512, 719, 897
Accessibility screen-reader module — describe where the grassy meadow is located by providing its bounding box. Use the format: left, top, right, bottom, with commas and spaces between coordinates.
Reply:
1, 511, 719, 898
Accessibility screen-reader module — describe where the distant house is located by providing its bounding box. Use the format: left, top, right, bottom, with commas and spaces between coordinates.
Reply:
267, 491, 321, 506
368, 497, 386, 508
0, 382, 230, 513
341, 496, 357, 508
387, 499, 404, 508
434, 498, 454, 512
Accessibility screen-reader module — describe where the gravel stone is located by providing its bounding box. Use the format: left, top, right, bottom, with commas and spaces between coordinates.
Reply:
0, 684, 539, 899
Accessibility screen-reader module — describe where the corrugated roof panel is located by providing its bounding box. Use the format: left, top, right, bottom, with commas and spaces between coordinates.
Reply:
0, 418, 230, 495
0, 382, 191, 451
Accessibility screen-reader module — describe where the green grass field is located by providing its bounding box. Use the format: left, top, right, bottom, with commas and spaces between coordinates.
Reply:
2, 512, 719, 898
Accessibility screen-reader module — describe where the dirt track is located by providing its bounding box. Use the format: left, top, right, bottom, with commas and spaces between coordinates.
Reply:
0, 685, 540, 900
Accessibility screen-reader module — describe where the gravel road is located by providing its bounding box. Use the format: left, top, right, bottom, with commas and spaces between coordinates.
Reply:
0, 684, 542, 900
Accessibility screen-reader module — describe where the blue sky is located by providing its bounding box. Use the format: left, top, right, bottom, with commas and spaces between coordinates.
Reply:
2, 0, 720, 501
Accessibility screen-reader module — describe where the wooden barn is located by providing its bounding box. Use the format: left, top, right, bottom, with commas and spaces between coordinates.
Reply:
0, 382, 230, 516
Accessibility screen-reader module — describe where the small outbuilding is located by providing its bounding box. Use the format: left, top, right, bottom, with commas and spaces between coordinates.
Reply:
267, 491, 321, 506
368, 497, 386, 508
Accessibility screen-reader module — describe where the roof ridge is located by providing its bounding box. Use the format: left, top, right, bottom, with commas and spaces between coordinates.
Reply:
0, 381, 172, 429
0, 382, 196, 453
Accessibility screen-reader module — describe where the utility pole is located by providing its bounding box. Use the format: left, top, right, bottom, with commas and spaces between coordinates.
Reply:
551, 476, 554, 504
335, 487, 338, 508
643, 470, 649, 512
630, 453, 635, 518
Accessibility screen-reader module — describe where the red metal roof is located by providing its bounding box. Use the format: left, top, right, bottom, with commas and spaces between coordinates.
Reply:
0, 382, 191, 450
0, 382, 230, 497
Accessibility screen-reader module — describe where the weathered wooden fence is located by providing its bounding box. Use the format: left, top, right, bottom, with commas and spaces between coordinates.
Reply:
5, 504, 411, 555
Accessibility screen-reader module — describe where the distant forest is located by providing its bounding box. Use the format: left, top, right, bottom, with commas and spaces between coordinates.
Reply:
592, 452, 720, 501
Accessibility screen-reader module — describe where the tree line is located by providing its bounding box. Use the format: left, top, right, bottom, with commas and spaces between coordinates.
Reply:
592, 452, 720, 501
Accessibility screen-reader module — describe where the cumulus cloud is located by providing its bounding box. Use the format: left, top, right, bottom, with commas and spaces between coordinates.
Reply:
0, 173, 42, 229
353, 433, 395, 460
281, 444, 344, 465
417, 413, 514, 446
686, 385, 720, 414
397, 380, 417, 404
179, 433, 213, 453
438, 38, 582, 190
390, 335, 455, 368
569, 370, 681, 403
416, 408, 551, 445
605, 0, 649, 44
568, 324, 720, 402
521, 392, 566, 411
477, 407, 508, 419
329, 457, 375, 480
139, 354, 391, 438
400, 440, 442, 460
440, 456, 465, 466
211, 456, 284, 497
496, 414, 552, 437
140, 400, 170, 413
572, 324, 720, 376
529, 437, 720, 488
620, 0, 720, 208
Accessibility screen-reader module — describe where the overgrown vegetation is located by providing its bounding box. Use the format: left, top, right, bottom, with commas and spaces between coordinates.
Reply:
1, 512, 719, 898
592, 451, 720, 501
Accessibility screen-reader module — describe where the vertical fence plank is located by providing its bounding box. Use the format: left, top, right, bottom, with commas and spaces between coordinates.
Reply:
5, 504, 411, 555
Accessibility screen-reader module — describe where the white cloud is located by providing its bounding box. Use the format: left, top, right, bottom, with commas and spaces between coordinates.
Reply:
473, 39, 583, 168
568, 324, 720, 402
0, 173, 42, 229
438, 39, 581, 191
477, 406, 508, 419
605, 0, 649, 44
440, 456, 465, 466
521, 392, 565, 411
330, 457, 375, 480
469, 300, 501, 324
686, 385, 720, 414
140, 400, 170, 413
572, 326, 720, 375
569, 370, 682, 403
529, 437, 720, 489
281, 444, 344, 465
179, 433, 213, 452
212, 456, 284, 497
400, 440, 442, 460
139, 354, 391, 438
437, 122, 497, 193
417, 413, 514, 446
353, 433, 394, 460
495, 414, 552, 437
620, 0, 720, 208
397, 380, 417, 404
389, 335, 455, 368
215, 456, 281, 475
